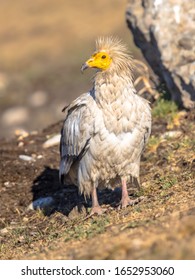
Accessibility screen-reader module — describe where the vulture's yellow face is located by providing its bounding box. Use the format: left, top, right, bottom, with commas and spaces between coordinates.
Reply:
81, 51, 112, 71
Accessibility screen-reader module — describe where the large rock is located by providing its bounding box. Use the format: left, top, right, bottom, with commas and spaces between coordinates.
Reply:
126, 0, 195, 109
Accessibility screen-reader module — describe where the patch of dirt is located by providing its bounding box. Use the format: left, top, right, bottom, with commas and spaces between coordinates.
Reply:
0, 110, 194, 259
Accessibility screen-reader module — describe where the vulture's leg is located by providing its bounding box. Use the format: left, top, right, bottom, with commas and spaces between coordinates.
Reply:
120, 178, 141, 208
121, 178, 131, 208
90, 185, 104, 215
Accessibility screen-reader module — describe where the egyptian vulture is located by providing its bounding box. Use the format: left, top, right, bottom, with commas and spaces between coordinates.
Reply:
60, 37, 151, 214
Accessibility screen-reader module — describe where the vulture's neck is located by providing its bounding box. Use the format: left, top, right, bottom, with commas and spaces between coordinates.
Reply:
93, 70, 135, 106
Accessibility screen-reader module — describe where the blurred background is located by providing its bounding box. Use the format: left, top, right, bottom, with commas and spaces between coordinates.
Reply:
0, 0, 143, 138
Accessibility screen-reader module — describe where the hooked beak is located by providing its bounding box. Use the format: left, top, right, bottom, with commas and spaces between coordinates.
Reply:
81, 62, 89, 73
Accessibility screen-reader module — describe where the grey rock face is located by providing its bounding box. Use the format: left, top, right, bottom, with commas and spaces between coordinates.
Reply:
126, 0, 195, 108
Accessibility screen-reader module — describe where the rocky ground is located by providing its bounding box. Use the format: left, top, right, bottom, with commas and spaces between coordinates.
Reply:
0, 103, 194, 259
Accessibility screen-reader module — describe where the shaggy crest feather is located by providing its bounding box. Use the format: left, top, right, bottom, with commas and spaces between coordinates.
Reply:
96, 36, 128, 54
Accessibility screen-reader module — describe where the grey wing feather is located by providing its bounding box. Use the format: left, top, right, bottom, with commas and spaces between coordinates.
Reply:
59, 94, 95, 183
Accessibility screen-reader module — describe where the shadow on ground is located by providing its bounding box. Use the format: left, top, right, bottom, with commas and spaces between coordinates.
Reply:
30, 166, 130, 217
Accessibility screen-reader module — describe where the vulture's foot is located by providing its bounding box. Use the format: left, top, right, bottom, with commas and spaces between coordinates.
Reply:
120, 178, 144, 209
90, 205, 106, 215
83, 206, 106, 220
120, 196, 144, 209
90, 185, 106, 216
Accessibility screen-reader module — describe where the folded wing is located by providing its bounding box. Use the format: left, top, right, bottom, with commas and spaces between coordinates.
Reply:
59, 93, 95, 183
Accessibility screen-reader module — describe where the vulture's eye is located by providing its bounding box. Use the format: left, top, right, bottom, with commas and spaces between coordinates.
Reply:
101, 55, 106, 59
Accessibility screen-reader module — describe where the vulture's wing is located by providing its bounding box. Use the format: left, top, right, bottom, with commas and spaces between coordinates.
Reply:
59, 93, 95, 183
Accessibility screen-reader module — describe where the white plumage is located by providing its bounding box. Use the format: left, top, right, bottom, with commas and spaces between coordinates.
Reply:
60, 37, 151, 214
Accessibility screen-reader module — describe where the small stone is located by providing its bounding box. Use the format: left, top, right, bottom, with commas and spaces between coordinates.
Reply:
37, 155, 43, 159
3, 181, 15, 188
27, 197, 55, 211
18, 142, 24, 147
15, 129, 29, 140
19, 155, 35, 161
161, 131, 182, 139
18, 134, 27, 141
42, 134, 61, 148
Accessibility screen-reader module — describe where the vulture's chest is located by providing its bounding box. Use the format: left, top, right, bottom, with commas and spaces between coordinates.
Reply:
90, 97, 144, 166
97, 95, 139, 135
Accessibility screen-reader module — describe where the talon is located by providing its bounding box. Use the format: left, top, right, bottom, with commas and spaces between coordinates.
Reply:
83, 206, 106, 220
119, 196, 145, 209
90, 206, 106, 215
85, 185, 106, 218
